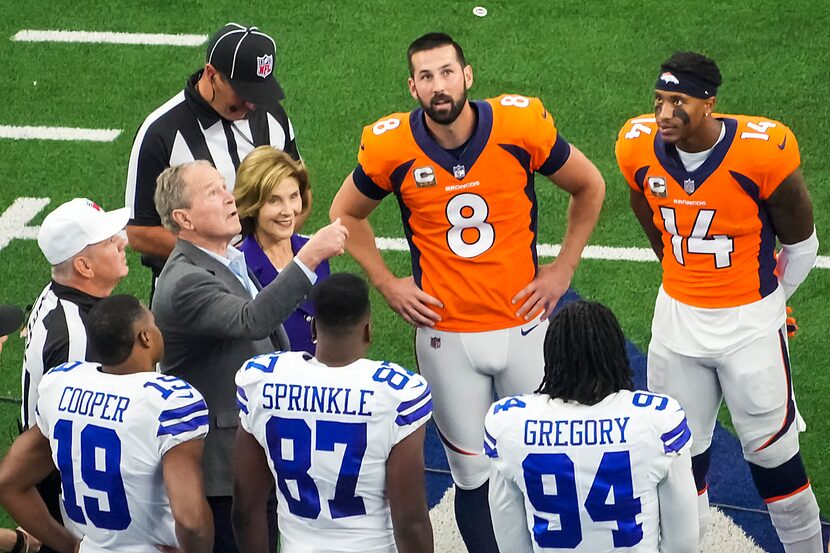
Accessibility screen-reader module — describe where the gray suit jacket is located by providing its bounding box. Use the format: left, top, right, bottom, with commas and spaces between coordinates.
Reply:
152, 239, 312, 496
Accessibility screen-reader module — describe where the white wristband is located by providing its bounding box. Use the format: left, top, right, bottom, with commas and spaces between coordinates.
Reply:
777, 228, 819, 299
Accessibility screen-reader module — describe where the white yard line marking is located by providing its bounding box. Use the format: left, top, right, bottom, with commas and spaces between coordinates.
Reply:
12, 29, 207, 47
0, 198, 50, 251
0, 126, 121, 142
375, 237, 830, 269
1, 214, 828, 271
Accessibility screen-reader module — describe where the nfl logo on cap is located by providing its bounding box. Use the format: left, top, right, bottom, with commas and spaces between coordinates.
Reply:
257, 54, 273, 78
206, 23, 285, 103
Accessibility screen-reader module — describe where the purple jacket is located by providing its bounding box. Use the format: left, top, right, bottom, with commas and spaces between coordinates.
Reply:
238, 234, 330, 354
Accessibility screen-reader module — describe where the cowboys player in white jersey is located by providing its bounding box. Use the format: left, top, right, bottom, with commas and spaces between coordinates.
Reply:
233, 273, 433, 553
484, 300, 698, 552
0, 295, 213, 553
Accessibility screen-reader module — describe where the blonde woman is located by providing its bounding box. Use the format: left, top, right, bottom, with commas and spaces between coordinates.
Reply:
234, 147, 330, 354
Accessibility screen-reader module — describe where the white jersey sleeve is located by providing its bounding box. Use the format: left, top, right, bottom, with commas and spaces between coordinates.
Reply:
384, 362, 432, 444
147, 374, 210, 456
650, 395, 698, 553
235, 352, 274, 435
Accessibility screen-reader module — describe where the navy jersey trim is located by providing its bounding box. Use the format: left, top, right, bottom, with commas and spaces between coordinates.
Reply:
389, 161, 422, 287
653, 117, 737, 195
730, 170, 779, 298
500, 144, 539, 273
409, 101, 494, 180
352, 164, 391, 200
537, 133, 572, 176
633, 166, 650, 191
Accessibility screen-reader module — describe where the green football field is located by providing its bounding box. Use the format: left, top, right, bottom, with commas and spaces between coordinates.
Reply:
0, 0, 827, 529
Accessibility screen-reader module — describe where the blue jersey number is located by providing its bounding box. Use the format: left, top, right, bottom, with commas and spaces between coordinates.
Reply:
632, 392, 668, 411
265, 417, 367, 520
372, 363, 410, 390
143, 375, 194, 400
523, 451, 643, 548
54, 420, 131, 530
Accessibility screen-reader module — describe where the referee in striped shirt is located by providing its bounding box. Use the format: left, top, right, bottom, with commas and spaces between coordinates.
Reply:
21, 198, 129, 552
125, 22, 307, 286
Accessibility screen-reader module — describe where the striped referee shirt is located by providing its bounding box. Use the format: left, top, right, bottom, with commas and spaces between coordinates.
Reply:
21, 281, 99, 429
125, 69, 299, 230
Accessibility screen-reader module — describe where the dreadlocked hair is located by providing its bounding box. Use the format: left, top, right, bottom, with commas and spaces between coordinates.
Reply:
535, 300, 633, 405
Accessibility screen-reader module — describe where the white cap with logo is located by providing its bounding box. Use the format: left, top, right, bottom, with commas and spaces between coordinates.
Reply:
37, 198, 130, 265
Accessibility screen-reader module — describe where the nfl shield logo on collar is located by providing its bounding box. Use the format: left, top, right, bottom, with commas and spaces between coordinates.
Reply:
430, 337, 441, 349
683, 178, 696, 194
256, 54, 273, 78
453, 164, 466, 179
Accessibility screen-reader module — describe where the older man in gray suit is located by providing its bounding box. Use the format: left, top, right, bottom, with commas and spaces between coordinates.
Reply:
152, 160, 347, 552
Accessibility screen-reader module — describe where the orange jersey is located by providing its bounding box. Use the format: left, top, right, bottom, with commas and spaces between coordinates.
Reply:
616, 113, 800, 308
354, 95, 570, 332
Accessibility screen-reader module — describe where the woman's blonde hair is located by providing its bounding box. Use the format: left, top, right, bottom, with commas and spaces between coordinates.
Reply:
234, 146, 311, 236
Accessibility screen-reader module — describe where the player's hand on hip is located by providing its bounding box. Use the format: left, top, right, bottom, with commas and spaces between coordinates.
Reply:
378, 276, 443, 327
155, 545, 184, 553
296, 218, 349, 269
512, 261, 572, 321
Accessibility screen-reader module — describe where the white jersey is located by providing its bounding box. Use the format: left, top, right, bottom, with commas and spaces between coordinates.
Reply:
484, 390, 692, 552
236, 351, 432, 553
35, 361, 209, 553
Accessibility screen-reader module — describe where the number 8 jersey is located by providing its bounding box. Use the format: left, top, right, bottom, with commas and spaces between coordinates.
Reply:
615, 113, 800, 309
235, 351, 432, 553
35, 361, 209, 552
353, 95, 571, 332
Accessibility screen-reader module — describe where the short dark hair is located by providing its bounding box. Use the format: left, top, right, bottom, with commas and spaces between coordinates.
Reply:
407, 32, 467, 76
536, 300, 633, 405
660, 51, 723, 89
309, 273, 370, 337
87, 295, 145, 365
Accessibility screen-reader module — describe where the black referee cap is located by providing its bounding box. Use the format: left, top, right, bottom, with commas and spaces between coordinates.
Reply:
0, 305, 23, 337
206, 23, 285, 104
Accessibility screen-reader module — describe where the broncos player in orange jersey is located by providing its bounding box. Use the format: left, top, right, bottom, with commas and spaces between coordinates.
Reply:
616, 52, 820, 552
331, 33, 605, 551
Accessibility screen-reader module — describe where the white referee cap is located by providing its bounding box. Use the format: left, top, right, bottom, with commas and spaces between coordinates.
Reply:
38, 198, 130, 265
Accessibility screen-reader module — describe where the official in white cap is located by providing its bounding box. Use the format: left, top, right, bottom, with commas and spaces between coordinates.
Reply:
20, 198, 130, 550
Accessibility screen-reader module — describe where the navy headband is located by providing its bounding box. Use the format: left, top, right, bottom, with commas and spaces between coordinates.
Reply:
655, 70, 718, 99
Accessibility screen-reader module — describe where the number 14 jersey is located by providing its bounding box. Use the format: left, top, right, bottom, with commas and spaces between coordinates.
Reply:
35, 361, 209, 552
615, 114, 800, 309
354, 95, 572, 332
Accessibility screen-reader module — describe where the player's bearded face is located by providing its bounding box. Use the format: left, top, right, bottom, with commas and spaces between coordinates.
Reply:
420, 87, 468, 125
